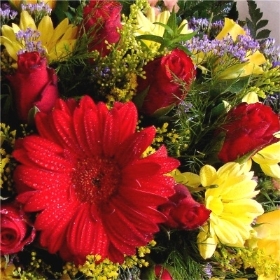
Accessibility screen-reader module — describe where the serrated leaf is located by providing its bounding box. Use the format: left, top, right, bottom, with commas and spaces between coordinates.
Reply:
256, 29, 271, 39
256, 19, 268, 30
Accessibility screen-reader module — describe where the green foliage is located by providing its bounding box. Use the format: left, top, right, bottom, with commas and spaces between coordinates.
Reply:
177, 0, 238, 22
136, 10, 196, 53
245, 0, 271, 40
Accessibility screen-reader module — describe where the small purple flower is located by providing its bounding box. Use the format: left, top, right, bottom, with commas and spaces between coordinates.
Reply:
16, 28, 46, 56
0, 3, 18, 25
260, 38, 280, 68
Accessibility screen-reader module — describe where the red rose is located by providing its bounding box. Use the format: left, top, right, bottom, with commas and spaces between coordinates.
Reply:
0, 202, 36, 255
7, 51, 59, 123
82, 0, 122, 56
159, 184, 211, 230
218, 102, 280, 162
154, 265, 173, 280
137, 48, 196, 116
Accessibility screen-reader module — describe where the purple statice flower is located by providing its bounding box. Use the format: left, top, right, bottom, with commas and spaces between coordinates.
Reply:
184, 31, 259, 63
260, 38, 280, 68
203, 263, 213, 279
16, 28, 46, 56
188, 18, 223, 37
188, 17, 210, 32
0, 3, 18, 25
21, 2, 52, 23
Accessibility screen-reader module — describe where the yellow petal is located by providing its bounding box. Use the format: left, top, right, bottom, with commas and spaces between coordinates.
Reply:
19, 11, 36, 30
242, 92, 260, 103
61, 25, 78, 41
37, 15, 54, 46
200, 165, 217, 187
48, 18, 70, 50
197, 225, 217, 259
179, 172, 201, 188
48, 39, 76, 62
216, 18, 246, 41
223, 199, 264, 217
259, 164, 280, 179
253, 141, 280, 165
0, 36, 21, 61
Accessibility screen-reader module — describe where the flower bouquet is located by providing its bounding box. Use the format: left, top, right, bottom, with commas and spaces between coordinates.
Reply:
1, 0, 280, 279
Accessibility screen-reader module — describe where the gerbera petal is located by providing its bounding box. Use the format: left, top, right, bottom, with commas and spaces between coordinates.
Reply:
39, 202, 79, 253
51, 110, 82, 153
118, 187, 169, 206
116, 126, 156, 167
103, 207, 150, 252
112, 102, 138, 143
14, 165, 70, 190
112, 197, 164, 231
66, 205, 109, 260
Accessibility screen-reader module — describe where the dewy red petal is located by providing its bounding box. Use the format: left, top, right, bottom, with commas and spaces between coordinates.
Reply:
13, 95, 180, 264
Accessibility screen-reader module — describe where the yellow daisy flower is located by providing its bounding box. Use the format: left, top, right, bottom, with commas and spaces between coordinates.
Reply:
136, 6, 192, 51
194, 162, 264, 259
0, 10, 77, 64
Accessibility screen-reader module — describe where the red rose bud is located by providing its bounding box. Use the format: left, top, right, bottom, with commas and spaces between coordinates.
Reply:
82, 0, 122, 57
154, 265, 173, 280
7, 51, 59, 123
159, 184, 211, 230
137, 48, 196, 116
218, 102, 280, 163
0, 202, 36, 255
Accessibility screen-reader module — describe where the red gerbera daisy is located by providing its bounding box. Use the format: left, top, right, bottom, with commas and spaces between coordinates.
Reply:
13, 96, 179, 264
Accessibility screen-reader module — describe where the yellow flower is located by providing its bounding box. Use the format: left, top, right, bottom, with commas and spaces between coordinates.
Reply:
215, 18, 266, 79
195, 162, 264, 259
0, 10, 77, 64
136, 6, 192, 51
251, 140, 280, 179
254, 209, 280, 279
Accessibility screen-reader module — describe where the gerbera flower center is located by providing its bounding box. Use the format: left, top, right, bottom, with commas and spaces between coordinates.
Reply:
72, 156, 121, 204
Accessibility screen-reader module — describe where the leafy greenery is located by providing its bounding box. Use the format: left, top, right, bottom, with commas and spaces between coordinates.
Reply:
245, 0, 271, 40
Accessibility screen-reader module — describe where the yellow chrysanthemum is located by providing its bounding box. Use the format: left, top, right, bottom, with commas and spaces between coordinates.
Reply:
0, 10, 77, 64
136, 6, 192, 51
251, 140, 280, 179
194, 162, 264, 259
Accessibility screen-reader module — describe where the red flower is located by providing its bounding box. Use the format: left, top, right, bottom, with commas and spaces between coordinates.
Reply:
218, 102, 280, 162
158, 184, 211, 230
82, 0, 122, 56
0, 202, 36, 255
154, 265, 173, 280
137, 48, 196, 116
7, 51, 59, 123
13, 96, 179, 264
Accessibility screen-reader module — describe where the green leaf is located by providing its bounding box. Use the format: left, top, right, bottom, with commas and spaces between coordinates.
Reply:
256, 29, 271, 39
136, 35, 164, 44
256, 19, 269, 30
151, 104, 175, 118
154, 22, 175, 38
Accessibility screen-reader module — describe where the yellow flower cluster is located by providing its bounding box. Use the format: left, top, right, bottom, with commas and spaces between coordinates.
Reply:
188, 162, 264, 259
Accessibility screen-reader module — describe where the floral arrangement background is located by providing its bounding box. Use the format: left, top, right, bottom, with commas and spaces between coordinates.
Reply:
0, 0, 280, 279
